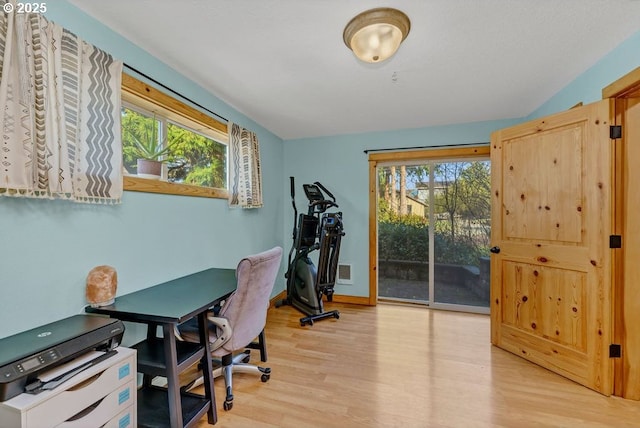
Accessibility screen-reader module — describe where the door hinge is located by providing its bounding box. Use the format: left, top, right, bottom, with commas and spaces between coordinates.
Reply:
610, 344, 621, 358
610, 125, 622, 139
610, 235, 622, 249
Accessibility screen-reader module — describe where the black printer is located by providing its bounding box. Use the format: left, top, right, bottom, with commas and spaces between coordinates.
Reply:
0, 314, 124, 401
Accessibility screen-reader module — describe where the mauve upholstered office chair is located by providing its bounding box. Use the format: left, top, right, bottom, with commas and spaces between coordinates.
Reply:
177, 246, 283, 411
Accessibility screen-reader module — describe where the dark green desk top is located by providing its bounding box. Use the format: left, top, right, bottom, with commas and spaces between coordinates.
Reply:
86, 268, 237, 324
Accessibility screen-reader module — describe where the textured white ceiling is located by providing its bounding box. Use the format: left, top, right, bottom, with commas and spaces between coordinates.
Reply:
69, 0, 640, 140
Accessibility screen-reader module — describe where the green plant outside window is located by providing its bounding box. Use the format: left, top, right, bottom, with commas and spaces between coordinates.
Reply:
121, 106, 226, 188
166, 122, 226, 189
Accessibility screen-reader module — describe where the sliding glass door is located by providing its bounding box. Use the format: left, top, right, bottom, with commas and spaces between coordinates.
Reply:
376, 155, 491, 313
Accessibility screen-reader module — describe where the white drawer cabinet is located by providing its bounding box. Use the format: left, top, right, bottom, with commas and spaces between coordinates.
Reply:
102, 406, 135, 428
0, 347, 136, 428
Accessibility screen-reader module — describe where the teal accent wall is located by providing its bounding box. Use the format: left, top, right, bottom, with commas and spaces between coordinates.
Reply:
0, 1, 284, 339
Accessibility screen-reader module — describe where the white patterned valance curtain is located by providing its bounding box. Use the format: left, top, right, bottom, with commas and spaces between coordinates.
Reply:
0, 3, 123, 203
228, 123, 263, 208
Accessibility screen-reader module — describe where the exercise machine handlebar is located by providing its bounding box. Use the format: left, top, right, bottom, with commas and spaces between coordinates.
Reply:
313, 181, 336, 203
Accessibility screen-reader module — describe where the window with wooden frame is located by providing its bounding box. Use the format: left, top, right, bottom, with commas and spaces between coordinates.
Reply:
368, 145, 491, 306
121, 74, 229, 198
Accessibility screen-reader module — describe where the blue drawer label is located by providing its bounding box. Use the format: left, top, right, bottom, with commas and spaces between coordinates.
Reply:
118, 388, 130, 405
119, 413, 131, 428
118, 363, 130, 380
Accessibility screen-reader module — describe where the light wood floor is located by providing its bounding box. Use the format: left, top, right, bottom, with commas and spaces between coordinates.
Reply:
194, 302, 640, 427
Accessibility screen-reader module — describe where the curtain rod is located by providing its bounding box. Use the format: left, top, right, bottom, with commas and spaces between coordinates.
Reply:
123, 63, 229, 124
363, 142, 489, 154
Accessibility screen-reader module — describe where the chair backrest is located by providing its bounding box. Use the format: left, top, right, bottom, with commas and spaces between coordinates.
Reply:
217, 246, 283, 354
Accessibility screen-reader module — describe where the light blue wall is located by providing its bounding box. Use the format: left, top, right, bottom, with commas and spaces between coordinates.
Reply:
283, 119, 521, 298
0, 1, 284, 339
283, 28, 640, 301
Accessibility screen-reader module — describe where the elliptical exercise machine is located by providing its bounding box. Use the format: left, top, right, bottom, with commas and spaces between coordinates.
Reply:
277, 177, 345, 326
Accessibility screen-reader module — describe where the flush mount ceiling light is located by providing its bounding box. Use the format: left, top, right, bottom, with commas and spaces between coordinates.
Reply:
343, 7, 411, 64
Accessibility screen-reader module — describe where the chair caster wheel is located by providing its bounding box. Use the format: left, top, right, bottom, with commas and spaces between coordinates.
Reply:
261, 373, 270, 382
334, 312, 340, 319
242, 353, 251, 364
223, 400, 233, 411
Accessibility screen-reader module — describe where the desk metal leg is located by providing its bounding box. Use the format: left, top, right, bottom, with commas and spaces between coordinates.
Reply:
142, 323, 159, 388
198, 312, 217, 424
162, 324, 183, 428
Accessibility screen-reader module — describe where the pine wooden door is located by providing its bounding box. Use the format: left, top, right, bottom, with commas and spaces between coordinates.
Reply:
490, 99, 615, 395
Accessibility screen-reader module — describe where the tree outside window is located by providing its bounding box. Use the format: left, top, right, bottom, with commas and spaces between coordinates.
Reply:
121, 106, 226, 189
166, 122, 226, 188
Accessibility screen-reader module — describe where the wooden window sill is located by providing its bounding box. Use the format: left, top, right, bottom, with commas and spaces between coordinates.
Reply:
124, 176, 228, 199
